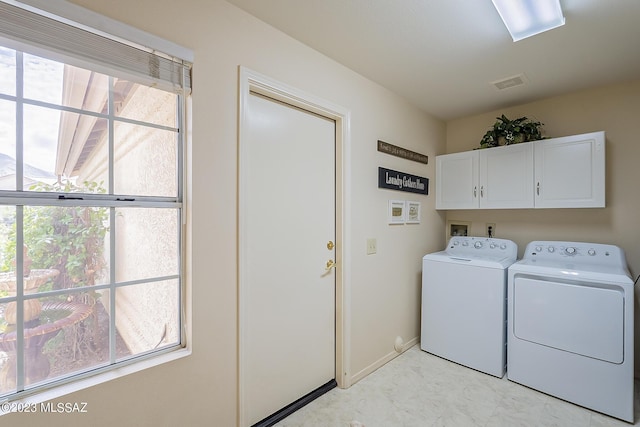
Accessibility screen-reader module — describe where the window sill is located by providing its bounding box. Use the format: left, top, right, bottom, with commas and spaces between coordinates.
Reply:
0, 347, 191, 416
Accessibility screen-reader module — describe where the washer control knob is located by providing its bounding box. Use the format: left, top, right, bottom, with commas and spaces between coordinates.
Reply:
588, 249, 596, 256
490, 243, 496, 249
535, 246, 543, 252
547, 246, 555, 253
453, 241, 459, 246
474, 241, 483, 249
462, 241, 468, 246
565, 247, 576, 255
500, 244, 507, 250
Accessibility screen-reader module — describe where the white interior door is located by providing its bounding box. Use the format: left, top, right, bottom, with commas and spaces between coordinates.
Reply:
243, 91, 336, 426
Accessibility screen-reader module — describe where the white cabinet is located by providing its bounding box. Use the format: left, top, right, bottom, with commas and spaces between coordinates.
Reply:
436, 142, 533, 209
436, 131, 605, 210
480, 142, 534, 208
534, 131, 605, 208
435, 150, 478, 209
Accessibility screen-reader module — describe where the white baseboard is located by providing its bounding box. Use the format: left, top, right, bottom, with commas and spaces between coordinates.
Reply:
349, 336, 419, 385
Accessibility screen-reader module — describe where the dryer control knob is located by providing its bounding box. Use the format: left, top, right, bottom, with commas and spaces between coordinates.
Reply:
535, 246, 543, 252
500, 244, 507, 250
565, 247, 576, 255
474, 241, 483, 249
548, 246, 555, 253
588, 249, 596, 256
490, 243, 496, 249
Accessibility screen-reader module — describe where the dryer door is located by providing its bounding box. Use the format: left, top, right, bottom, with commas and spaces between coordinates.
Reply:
513, 277, 624, 363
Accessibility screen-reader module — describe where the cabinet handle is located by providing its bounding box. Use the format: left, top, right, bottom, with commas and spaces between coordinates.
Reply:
480, 186, 484, 198
536, 182, 540, 196
473, 186, 477, 198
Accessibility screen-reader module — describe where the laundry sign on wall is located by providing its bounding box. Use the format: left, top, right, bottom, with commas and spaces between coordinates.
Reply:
378, 167, 429, 195
377, 140, 428, 164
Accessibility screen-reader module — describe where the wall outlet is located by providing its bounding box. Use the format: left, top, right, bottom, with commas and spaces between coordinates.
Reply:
366, 238, 377, 255
486, 223, 496, 237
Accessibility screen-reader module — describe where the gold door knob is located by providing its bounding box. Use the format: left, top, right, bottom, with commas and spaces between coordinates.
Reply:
327, 241, 335, 250
325, 259, 336, 270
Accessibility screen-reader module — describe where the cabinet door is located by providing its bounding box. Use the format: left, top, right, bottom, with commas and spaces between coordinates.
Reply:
436, 151, 478, 209
479, 143, 534, 209
534, 131, 605, 208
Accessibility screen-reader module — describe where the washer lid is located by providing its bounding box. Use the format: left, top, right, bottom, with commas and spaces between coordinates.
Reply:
424, 252, 517, 269
424, 236, 518, 269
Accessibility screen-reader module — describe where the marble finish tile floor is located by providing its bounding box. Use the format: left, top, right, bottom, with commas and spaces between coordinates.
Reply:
274, 345, 639, 427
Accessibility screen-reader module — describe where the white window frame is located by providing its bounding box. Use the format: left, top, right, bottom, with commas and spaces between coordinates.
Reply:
0, 0, 191, 412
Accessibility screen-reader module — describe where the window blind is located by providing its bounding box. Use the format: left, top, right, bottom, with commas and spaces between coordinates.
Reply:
0, 1, 191, 93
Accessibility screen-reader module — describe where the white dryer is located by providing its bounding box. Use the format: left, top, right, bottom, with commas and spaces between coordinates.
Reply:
508, 241, 634, 422
421, 236, 518, 377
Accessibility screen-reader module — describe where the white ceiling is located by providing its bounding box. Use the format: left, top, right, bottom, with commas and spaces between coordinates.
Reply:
226, 0, 640, 120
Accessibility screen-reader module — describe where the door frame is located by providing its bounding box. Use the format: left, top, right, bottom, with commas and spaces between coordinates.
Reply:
237, 66, 352, 426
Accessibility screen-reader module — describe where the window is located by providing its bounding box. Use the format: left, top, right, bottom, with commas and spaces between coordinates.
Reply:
0, 2, 189, 401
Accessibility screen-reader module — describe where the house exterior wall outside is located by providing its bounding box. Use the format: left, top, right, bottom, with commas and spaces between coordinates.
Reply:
77, 87, 180, 355
445, 79, 640, 375
3, 1, 445, 426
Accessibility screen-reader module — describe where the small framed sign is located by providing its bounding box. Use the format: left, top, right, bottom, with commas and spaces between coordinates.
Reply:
388, 200, 406, 224
405, 201, 421, 224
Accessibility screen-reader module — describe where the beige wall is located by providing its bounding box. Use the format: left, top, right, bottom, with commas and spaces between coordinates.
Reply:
3, 1, 445, 425
445, 79, 640, 374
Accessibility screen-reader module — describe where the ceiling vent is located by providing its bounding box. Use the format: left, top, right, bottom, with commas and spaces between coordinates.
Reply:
491, 73, 528, 90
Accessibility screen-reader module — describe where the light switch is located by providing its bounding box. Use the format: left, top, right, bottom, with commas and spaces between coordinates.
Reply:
367, 238, 377, 255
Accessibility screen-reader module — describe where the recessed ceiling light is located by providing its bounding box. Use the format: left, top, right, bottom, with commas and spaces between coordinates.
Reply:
491, 0, 565, 42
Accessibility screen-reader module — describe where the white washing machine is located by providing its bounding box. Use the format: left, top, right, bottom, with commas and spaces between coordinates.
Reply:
508, 241, 634, 423
421, 236, 518, 377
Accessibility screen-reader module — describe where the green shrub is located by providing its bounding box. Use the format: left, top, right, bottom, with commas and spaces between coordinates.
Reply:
2, 180, 109, 292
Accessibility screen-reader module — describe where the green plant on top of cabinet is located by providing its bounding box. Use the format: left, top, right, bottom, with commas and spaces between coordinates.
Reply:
479, 115, 545, 149
436, 131, 605, 210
